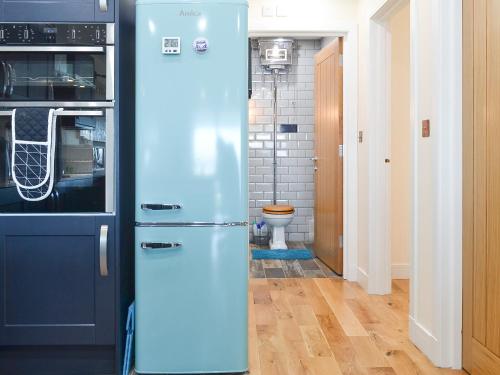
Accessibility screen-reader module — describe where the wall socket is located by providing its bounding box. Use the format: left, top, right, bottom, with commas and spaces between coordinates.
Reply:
262, 5, 274, 17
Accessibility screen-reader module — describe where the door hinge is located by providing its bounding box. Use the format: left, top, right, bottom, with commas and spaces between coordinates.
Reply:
338, 144, 344, 158
339, 54, 343, 67
339, 234, 344, 248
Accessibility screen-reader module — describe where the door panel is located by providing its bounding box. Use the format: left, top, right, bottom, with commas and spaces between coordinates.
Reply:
135, 226, 248, 373
135, 3, 248, 224
313, 38, 343, 274
464, 0, 500, 372
2, 0, 95, 22
0, 216, 115, 346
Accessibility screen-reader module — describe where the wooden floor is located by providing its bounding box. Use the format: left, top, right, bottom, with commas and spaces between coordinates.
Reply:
248, 278, 466, 375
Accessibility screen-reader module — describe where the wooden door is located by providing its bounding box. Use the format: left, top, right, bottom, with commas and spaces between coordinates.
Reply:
314, 38, 343, 275
463, 0, 500, 373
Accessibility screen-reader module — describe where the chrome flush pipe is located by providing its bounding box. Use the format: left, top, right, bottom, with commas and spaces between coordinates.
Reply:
272, 69, 279, 205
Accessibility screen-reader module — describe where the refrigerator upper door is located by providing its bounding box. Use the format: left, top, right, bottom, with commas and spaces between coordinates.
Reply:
135, 226, 248, 373
135, 2, 248, 224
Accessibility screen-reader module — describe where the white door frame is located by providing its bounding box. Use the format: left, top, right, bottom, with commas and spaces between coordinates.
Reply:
367, 0, 407, 295
249, 27, 359, 282
367, 0, 462, 368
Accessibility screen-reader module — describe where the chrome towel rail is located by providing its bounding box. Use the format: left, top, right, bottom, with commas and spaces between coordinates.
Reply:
0, 110, 104, 117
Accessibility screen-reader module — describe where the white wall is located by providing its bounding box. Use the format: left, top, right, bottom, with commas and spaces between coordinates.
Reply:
357, 0, 462, 368
390, 3, 410, 279
249, 0, 358, 34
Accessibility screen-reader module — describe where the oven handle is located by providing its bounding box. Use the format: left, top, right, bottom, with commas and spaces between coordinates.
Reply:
6, 63, 14, 97
0, 46, 105, 53
0, 61, 7, 97
0, 110, 104, 117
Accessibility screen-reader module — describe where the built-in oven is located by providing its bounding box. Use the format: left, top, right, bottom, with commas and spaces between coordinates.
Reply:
0, 23, 115, 214
0, 24, 114, 101
0, 104, 114, 213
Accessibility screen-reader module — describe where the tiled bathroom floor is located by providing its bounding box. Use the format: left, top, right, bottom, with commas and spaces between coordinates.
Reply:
249, 242, 342, 279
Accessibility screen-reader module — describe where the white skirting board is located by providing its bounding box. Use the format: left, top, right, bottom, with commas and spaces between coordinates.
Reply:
409, 316, 439, 365
391, 263, 410, 279
357, 267, 369, 290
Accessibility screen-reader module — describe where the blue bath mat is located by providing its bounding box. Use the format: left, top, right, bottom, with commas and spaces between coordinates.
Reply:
252, 249, 314, 260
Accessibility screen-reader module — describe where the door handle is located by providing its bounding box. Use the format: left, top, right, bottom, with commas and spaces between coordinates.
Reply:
99, 225, 109, 277
141, 203, 182, 211
99, 0, 108, 12
141, 242, 182, 250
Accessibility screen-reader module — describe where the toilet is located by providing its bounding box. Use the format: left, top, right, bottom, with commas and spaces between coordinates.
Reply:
262, 204, 295, 249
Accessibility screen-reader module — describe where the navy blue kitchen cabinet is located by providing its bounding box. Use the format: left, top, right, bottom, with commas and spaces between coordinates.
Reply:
0, 215, 115, 346
0, 0, 114, 22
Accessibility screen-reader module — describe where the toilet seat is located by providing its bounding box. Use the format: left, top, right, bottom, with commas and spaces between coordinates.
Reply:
263, 204, 295, 215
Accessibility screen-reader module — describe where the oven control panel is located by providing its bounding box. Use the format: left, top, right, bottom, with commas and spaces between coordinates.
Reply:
0, 24, 112, 45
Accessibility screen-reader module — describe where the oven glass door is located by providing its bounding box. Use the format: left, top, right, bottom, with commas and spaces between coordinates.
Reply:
0, 107, 114, 213
0, 46, 112, 101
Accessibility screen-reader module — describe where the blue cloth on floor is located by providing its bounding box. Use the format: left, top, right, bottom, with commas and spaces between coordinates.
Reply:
252, 249, 313, 260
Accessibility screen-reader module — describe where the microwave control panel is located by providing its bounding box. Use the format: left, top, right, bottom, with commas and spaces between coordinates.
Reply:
0, 24, 110, 45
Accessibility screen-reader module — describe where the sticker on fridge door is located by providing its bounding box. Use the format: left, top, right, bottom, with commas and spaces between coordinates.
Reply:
192, 38, 208, 53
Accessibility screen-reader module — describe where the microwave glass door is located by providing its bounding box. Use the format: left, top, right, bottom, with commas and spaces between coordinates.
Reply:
0, 48, 109, 101
0, 108, 114, 213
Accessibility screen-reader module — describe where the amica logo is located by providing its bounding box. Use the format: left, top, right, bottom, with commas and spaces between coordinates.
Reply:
179, 9, 201, 16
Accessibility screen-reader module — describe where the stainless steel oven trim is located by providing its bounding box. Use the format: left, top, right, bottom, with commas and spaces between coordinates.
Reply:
0, 102, 114, 108
0, 46, 105, 52
105, 108, 115, 213
106, 46, 115, 101
106, 23, 115, 45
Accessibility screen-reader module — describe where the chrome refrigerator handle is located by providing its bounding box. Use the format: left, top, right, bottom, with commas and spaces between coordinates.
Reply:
141, 242, 182, 250
99, 225, 109, 276
99, 0, 108, 12
141, 203, 182, 210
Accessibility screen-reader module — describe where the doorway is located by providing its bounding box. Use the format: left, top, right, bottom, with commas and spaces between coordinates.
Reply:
389, 3, 411, 281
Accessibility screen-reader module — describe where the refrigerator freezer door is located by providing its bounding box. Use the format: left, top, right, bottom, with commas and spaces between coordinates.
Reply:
135, 2, 248, 224
135, 226, 248, 374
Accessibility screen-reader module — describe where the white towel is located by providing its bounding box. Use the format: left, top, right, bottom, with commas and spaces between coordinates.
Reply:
11, 108, 62, 201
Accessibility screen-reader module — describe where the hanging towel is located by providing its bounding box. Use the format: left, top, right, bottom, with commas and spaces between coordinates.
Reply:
11, 108, 61, 201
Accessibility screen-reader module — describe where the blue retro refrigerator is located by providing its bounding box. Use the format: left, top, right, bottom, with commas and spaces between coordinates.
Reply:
135, 0, 249, 373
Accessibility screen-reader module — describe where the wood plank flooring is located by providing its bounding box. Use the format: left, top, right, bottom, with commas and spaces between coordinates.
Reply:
248, 278, 466, 375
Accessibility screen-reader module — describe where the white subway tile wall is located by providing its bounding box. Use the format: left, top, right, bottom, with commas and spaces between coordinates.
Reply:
248, 39, 321, 243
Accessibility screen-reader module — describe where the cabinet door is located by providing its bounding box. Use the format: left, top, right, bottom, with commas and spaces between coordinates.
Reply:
94, 0, 114, 22
2, 0, 94, 22
0, 216, 115, 346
